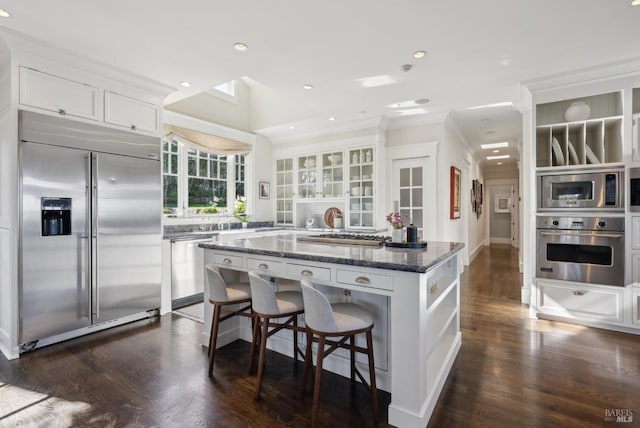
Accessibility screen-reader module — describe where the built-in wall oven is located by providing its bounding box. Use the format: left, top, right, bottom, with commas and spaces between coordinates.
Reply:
538, 169, 623, 211
536, 216, 625, 286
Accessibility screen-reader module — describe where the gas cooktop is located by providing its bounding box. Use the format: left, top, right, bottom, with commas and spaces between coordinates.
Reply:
297, 233, 388, 246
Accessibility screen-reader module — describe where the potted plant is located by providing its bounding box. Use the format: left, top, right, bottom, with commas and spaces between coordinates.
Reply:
234, 196, 249, 228
386, 211, 405, 242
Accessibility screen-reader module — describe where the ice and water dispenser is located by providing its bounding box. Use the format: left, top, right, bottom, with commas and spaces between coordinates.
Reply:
41, 197, 71, 236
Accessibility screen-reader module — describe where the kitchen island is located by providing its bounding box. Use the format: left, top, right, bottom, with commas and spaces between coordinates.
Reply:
200, 233, 464, 428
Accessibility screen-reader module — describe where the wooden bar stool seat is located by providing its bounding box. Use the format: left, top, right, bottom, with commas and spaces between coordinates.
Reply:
248, 271, 306, 400
300, 279, 378, 427
206, 264, 253, 377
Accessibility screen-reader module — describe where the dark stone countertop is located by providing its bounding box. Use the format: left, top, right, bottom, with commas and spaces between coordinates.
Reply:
199, 233, 464, 273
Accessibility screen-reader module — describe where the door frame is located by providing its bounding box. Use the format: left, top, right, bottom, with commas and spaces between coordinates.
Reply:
484, 178, 519, 247
385, 142, 438, 241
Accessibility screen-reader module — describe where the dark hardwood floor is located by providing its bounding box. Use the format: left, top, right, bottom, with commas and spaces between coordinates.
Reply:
1, 244, 639, 427
429, 244, 640, 428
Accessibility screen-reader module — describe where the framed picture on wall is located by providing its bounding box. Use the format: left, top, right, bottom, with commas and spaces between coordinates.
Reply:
450, 166, 461, 219
259, 182, 270, 199
494, 195, 511, 213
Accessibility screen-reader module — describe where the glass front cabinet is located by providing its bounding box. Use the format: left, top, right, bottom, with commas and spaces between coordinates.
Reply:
320, 151, 344, 198
347, 148, 374, 229
275, 157, 294, 225
275, 146, 375, 229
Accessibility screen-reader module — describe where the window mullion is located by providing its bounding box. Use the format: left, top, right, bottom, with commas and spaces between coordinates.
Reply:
178, 142, 188, 211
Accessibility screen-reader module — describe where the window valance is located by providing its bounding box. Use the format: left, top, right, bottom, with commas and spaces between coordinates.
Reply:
163, 124, 251, 155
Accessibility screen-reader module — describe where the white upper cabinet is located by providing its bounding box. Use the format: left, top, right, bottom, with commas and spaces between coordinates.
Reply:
19, 66, 99, 121
347, 147, 375, 229
104, 91, 160, 135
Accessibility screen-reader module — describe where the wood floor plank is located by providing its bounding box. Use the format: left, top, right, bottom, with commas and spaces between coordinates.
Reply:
1, 244, 639, 427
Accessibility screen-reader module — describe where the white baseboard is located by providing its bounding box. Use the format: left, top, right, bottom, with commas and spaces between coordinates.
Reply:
0, 327, 18, 359
490, 237, 511, 244
469, 242, 484, 264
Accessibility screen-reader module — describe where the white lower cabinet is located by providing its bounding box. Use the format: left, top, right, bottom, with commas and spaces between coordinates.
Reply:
633, 288, 640, 325
537, 281, 624, 323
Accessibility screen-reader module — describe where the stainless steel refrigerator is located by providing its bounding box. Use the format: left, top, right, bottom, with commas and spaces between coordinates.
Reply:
19, 111, 161, 351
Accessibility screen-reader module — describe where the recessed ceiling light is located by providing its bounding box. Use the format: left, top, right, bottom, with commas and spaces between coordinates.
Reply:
486, 155, 510, 160
328, 116, 336, 121
413, 50, 426, 59
481, 142, 509, 149
485, 130, 496, 135
493, 150, 500, 153
233, 42, 248, 51
303, 84, 313, 90
0, 8, 10, 18
391, 103, 400, 108
180, 81, 191, 88
497, 162, 503, 165
360, 110, 367, 114
415, 98, 430, 105
289, 125, 296, 130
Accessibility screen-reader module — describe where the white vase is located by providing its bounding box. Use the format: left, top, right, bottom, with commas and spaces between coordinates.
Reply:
392, 228, 404, 243
242, 222, 248, 229
564, 101, 591, 122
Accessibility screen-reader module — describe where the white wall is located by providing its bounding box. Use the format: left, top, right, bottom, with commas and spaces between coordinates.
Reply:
253, 135, 274, 221
441, 116, 485, 264
385, 116, 486, 265
247, 78, 317, 132
165, 79, 252, 133
0, 33, 17, 358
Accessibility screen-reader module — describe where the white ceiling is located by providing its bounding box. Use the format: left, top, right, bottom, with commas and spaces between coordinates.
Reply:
1, 0, 640, 169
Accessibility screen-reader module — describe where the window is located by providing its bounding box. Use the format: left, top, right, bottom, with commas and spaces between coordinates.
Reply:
235, 154, 245, 198
162, 138, 246, 214
162, 139, 179, 208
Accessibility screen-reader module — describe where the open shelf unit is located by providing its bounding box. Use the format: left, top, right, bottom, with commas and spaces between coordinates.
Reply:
536, 91, 623, 168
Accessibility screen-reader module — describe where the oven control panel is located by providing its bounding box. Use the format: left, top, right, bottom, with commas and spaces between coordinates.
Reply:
536, 216, 624, 232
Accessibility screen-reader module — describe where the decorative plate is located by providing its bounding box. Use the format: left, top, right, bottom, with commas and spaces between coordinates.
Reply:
324, 207, 342, 228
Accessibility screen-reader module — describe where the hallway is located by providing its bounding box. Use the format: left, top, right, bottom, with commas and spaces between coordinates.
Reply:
429, 244, 640, 427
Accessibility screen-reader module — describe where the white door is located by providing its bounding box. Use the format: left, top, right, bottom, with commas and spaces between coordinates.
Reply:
392, 158, 429, 240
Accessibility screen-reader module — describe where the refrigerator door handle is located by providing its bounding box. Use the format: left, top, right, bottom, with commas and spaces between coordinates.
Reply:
91, 153, 99, 319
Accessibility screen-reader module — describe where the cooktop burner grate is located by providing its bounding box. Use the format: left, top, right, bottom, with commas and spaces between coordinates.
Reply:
297, 233, 388, 246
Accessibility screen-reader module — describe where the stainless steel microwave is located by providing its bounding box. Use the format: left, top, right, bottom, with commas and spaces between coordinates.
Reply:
538, 170, 624, 210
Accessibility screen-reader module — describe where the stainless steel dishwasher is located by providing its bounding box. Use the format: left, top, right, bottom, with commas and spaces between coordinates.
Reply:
171, 236, 216, 309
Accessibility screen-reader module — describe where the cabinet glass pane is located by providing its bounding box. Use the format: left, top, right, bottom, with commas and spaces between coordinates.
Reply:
400, 168, 410, 187
412, 167, 423, 186
400, 189, 410, 207
412, 188, 423, 207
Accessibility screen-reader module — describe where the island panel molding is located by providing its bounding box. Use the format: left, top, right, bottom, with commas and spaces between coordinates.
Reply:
200, 232, 464, 427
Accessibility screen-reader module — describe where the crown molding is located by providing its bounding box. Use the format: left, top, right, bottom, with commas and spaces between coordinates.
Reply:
385, 109, 449, 131
0, 27, 176, 98
523, 56, 640, 94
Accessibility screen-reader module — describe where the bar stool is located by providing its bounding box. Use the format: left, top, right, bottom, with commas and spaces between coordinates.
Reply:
300, 279, 378, 427
205, 264, 253, 377
248, 271, 306, 400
